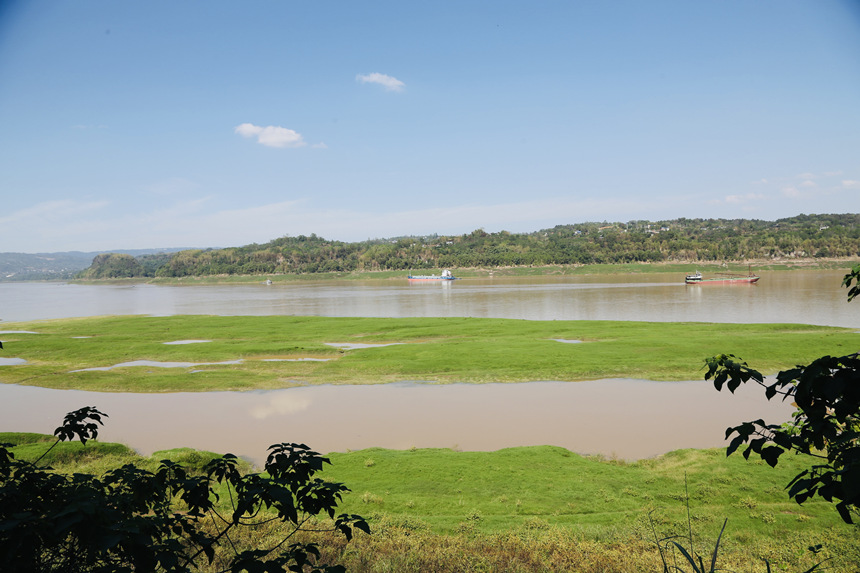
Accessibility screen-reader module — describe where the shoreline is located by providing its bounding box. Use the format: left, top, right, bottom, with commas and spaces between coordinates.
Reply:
44, 257, 860, 286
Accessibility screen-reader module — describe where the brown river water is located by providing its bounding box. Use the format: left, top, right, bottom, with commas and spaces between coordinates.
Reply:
0, 269, 857, 462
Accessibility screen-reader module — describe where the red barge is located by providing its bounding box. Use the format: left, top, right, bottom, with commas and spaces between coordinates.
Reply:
685, 268, 759, 285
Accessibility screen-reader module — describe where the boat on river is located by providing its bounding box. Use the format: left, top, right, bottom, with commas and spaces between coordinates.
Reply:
685, 267, 760, 285
407, 269, 457, 281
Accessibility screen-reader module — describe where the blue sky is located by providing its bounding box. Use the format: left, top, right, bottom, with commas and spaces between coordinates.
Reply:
1, 1, 859, 253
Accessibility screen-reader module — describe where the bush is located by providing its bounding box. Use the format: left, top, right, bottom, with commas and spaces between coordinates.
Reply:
0, 407, 369, 572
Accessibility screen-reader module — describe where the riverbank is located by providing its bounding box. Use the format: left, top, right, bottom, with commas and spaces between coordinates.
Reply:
63, 258, 859, 285
1, 315, 857, 392
4, 434, 857, 571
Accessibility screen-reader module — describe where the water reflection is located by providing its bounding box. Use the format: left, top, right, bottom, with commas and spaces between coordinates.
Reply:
249, 393, 312, 420
70, 359, 244, 372
0, 379, 794, 465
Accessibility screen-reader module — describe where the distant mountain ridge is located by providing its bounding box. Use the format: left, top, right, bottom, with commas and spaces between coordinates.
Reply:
0, 249, 193, 281
73, 214, 860, 280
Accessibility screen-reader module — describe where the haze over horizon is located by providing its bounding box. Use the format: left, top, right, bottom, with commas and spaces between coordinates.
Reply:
1, 1, 859, 254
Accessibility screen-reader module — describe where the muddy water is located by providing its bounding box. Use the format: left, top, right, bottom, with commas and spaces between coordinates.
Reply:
0, 378, 794, 464
1, 269, 858, 327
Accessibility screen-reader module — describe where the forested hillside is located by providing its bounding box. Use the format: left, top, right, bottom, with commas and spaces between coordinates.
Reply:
80, 214, 860, 279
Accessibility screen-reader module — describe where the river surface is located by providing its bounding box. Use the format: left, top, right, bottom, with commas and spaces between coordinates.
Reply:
0, 379, 793, 465
0, 269, 856, 462
1, 269, 859, 327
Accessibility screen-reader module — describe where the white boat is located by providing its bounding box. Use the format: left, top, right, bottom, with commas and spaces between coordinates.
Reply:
407, 269, 457, 281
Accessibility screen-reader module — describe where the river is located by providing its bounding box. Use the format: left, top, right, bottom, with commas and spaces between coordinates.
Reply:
0, 269, 856, 462
1, 269, 858, 326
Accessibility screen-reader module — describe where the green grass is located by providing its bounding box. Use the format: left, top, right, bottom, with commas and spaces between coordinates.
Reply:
1, 315, 857, 392
324, 446, 845, 536
6, 433, 840, 538
3, 434, 142, 471
4, 433, 857, 572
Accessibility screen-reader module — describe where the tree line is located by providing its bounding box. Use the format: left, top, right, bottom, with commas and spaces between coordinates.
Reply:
78, 214, 860, 279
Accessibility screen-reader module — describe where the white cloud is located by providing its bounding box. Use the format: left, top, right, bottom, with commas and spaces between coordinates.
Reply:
799, 180, 817, 188
311, 142, 328, 149
235, 123, 306, 148
842, 180, 860, 189
781, 186, 801, 198
356, 72, 405, 92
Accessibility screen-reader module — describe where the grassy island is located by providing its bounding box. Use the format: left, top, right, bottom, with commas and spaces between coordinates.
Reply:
1, 314, 857, 392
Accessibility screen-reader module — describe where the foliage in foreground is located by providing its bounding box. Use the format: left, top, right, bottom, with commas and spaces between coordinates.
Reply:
705, 264, 860, 524
0, 407, 368, 572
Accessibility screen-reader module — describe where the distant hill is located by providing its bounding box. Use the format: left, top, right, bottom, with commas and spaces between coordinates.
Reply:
0, 249, 192, 281
74, 214, 860, 280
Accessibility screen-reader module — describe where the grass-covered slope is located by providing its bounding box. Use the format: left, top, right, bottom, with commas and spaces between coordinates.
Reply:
326, 446, 843, 535
4, 433, 857, 572
1, 315, 857, 391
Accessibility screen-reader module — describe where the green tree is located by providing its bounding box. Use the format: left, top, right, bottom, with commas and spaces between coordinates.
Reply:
79, 253, 145, 279
704, 264, 860, 523
0, 407, 369, 572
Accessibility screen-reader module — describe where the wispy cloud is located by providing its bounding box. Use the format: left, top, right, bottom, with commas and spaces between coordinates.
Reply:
4, 177, 858, 253
235, 123, 306, 148
356, 72, 405, 92
743, 169, 859, 205
0, 200, 112, 252
719, 193, 765, 205
0, 195, 657, 252
0, 200, 109, 225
